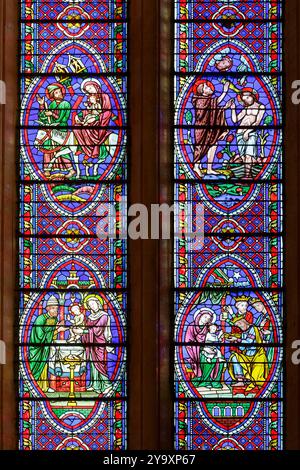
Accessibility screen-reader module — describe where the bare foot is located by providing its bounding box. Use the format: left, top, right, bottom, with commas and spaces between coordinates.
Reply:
194, 164, 204, 178
206, 164, 219, 175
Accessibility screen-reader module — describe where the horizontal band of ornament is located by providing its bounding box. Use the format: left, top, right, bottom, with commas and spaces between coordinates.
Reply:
173, 178, 283, 184
20, 19, 127, 24
174, 125, 282, 130
18, 396, 127, 403
18, 232, 283, 239
20, 72, 127, 78
19, 178, 127, 185
18, 341, 126, 347
19, 124, 127, 130
18, 233, 126, 239
174, 287, 284, 293
20, 46, 127, 50
174, 397, 283, 403
174, 41, 282, 46
19, 287, 127, 293
174, 342, 283, 347
174, 71, 282, 77
174, 19, 282, 24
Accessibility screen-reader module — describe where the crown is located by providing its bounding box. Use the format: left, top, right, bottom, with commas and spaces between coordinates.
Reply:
234, 295, 250, 303
249, 297, 264, 305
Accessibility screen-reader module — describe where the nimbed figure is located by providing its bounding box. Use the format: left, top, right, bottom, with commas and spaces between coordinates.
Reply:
192, 79, 231, 177
230, 87, 266, 179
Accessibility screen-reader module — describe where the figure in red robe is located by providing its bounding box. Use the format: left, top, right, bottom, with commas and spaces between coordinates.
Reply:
192, 79, 231, 177
74, 79, 112, 173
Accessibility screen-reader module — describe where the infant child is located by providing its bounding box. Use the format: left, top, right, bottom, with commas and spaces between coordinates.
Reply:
67, 304, 86, 343
202, 324, 225, 363
82, 94, 103, 126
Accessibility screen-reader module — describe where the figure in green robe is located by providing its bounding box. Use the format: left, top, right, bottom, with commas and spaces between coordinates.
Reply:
35, 82, 75, 179
29, 296, 59, 393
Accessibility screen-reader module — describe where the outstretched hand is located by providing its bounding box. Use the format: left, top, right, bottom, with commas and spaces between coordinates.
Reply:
223, 80, 230, 93
57, 326, 68, 333
36, 94, 45, 105
224, 98, 235, 110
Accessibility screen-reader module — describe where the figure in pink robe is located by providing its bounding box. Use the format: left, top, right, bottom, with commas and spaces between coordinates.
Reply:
185, 308, 225, 389
185, 308, 214, 377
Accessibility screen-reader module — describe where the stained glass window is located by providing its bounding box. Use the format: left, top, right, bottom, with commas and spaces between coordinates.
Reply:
174, 1, 283, 450
19, 0, 127, 450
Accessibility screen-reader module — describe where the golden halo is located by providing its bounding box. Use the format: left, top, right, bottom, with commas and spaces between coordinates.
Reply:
83, 294, 104, 311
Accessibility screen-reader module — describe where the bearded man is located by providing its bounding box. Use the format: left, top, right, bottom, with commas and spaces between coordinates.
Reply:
192, 79, 231, 177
